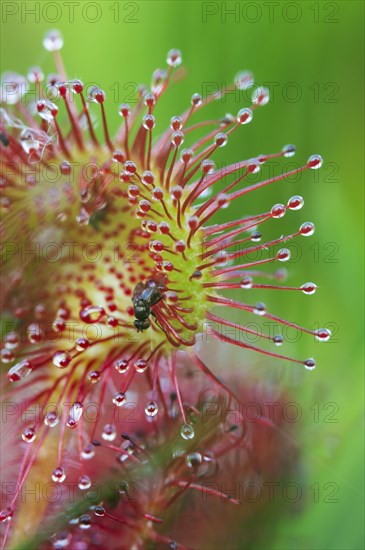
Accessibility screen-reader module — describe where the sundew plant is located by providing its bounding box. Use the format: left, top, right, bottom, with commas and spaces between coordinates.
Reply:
0, 30, 332, 549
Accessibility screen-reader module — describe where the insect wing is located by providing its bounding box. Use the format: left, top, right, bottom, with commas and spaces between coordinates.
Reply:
132, 282, 146, 304
148, 287, 164, 307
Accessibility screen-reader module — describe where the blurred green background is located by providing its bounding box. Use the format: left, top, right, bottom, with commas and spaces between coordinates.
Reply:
1, 1, 364, 548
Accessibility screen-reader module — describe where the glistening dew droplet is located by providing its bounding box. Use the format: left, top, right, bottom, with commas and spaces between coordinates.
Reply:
300, 222, 315, 236
66, 402, 83, 428
186, 451, 203, 468
87, 86, 106, 104
191, 93, 202, 107
252, 86, 270, 105
1, 349, 14, 363
75, 338, 90, 351
180, 423, 195, 440
81, 444, 95, 460
277, 248, 291, 262
79, 305, 105, 323
43, 29, 64, 51
271, 204, 286, 219
78, 514, 91, 530
240, 276, 253, 289
282, 144, 296, 158
167, 48, 182, 67
52, 350, 71, 368
102, 424, 117, 441
307, 154, 323, 169
112, 392, 127, 407
314, 328, 331, 342
134, 359, 148, 373
93, 506, 105, 517
287, 195, 304, 210
21, 427, 36, 443
0, 72, 28, 104
8, 360, 32, 381
78, 475, 92, 491
251, 231, 262, 242
52, 466, 66, 483
273, 335, 284, 346
237, 108, 253, 124
145, 401, 159, 417
247, 158, 261, 174
52, 532, 71, 549
4, 332, 19, 350
254, 302, 266, 315
0, 507, 14, 523
304, 358, 316, 370
301, 282, 317, 295
36, 99, 58, 122
234, 70, 254, 90
44, 411, 60, 427
115, 359, 129, 373
20, 130, 40, 154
